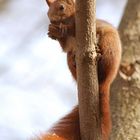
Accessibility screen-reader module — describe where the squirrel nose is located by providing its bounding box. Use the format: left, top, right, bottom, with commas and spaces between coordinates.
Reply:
59, 4, 65, 11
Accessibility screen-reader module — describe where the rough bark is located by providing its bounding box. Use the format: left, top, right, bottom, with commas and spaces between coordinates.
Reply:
110, 0, 140, 139
75, 0, 101, 140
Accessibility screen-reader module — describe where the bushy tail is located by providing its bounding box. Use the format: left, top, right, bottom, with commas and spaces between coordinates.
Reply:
40, 87, 111, 140
41, 107, 80, 140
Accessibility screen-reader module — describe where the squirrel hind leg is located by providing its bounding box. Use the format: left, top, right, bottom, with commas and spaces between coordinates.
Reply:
97, 30, 121, 85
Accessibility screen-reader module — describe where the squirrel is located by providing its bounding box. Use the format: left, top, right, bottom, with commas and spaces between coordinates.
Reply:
39, 0, 122, 140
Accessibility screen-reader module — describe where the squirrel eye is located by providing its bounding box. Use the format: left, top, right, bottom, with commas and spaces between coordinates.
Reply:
59, 4, 65, 11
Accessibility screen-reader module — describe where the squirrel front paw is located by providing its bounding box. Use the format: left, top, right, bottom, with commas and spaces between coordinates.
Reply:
59, 23, 68, 37
48, 23, 69, 40
48, 24, 61, 40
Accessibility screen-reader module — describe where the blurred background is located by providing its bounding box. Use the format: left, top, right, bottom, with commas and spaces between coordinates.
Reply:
0, 0, 126, 139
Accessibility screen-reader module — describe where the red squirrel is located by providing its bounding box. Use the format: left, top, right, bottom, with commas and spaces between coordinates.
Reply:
39, 0, 122, 139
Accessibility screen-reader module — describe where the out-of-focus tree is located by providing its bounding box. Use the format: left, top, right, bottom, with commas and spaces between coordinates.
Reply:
110, 0, 140, 139
0, 0, 9, 11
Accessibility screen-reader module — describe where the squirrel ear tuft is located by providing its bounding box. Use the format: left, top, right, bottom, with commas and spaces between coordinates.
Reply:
46, 0, 56, 6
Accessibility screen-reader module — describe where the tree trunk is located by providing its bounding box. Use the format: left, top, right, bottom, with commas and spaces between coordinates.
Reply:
75, 0, 101, 140
110, 0, 140, 139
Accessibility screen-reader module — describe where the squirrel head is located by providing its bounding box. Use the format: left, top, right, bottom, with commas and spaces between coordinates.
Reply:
46, 0, 75, 23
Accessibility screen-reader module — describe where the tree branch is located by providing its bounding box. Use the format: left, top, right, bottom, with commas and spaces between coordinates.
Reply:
75, 0, 101, 140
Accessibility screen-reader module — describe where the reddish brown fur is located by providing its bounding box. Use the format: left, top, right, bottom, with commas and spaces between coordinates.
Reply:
40, 0, 122, 140
40, 134, 66, 140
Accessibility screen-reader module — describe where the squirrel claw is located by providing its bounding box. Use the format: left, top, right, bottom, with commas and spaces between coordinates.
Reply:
59, 23, 68, 37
